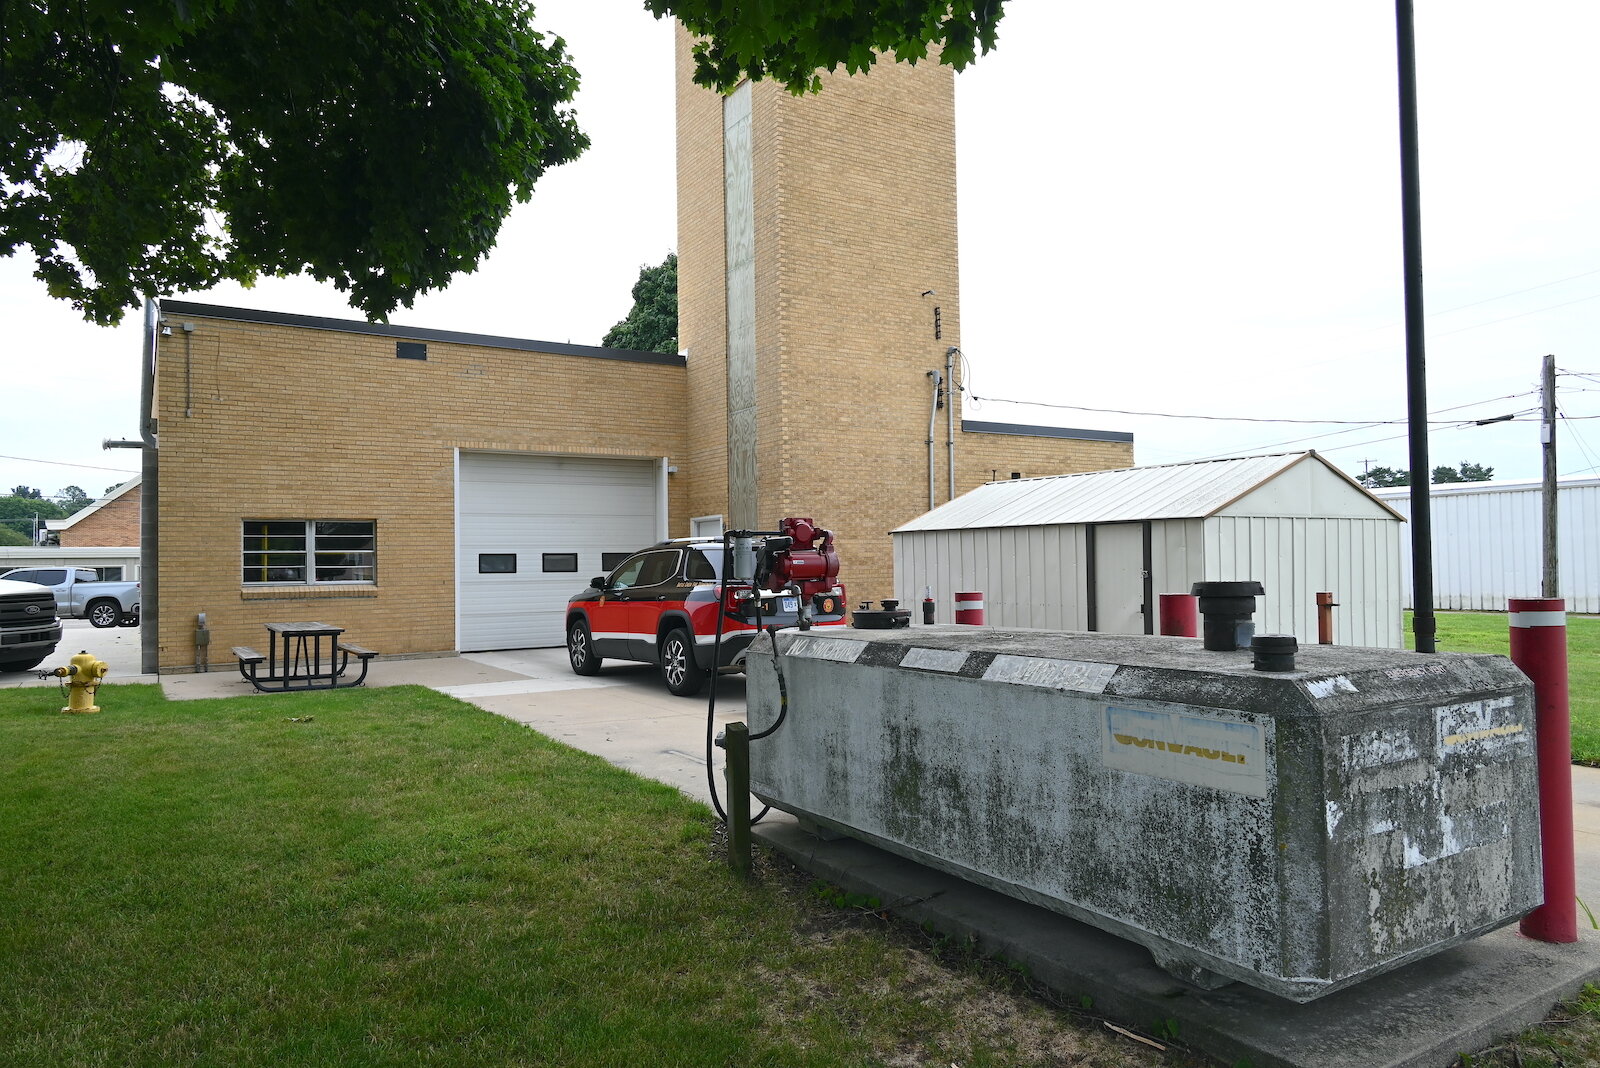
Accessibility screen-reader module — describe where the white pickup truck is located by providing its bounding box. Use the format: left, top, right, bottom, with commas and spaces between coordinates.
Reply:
0, 567, 140, 628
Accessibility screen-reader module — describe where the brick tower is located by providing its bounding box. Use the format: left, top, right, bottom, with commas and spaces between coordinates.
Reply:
675, 32, 1131, 601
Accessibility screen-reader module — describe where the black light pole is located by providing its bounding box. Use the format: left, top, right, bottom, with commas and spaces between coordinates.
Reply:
1396, 0, 1436, 652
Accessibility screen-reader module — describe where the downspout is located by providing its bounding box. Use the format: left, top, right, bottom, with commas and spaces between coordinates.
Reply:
926, 370, 942, 510
138, 299, 159, 675
104, 299, 160, 675
945, 346, 957, 502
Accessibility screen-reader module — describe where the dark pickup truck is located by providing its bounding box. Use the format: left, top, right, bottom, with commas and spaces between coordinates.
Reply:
0, 578, 63, 672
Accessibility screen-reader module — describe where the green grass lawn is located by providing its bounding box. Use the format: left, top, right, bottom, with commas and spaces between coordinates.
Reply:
0, 684, 1168, 1068
1405, 611, 1600, 764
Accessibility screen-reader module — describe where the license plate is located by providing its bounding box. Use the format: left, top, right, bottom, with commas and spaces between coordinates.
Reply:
781, 596, 798, 612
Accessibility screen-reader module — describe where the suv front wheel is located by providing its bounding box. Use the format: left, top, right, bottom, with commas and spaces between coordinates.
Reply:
659, 628, 706, 697
567, 619, 601, 676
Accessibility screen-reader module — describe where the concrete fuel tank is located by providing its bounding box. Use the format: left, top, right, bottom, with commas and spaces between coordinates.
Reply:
744, 625, 1541, 1002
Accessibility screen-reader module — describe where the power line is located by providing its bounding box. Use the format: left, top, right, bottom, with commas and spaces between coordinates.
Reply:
1431, 266, 1600, 317
0, 453, 139, 475
1560, 408, 1600, 477
966, 390, 1537, 426
1188, 417, 1532, 464
1323, 266, 1600, 347
1432, 290, 1600, 339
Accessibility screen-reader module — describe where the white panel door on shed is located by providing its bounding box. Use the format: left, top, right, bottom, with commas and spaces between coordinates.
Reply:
458, 453, 660, 651
1093, 522, 1147, 634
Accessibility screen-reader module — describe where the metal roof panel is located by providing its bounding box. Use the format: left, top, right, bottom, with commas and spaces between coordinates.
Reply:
894, 452, 1338, 532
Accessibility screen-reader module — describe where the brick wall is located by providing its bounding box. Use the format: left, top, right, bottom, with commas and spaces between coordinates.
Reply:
59, 487, 140, 547
154, 313, 686, 672
676, 36, 1133, 601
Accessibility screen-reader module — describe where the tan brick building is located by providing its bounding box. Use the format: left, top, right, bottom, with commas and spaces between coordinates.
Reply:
53, 478, 141, 547
674, 32, 1132, 601
151, 304, 687, 671
148, 42, 1131, 672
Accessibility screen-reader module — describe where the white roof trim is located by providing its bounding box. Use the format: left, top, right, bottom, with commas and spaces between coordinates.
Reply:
44, 476, 140, 531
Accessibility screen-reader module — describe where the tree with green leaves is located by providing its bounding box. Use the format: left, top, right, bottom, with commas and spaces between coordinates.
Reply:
0, 494, 66, 542
1361, 467, 1410, 489
1361, 461, 1495, 488
4, 0, 587, 325
602, 254, 678, 354
56, 486, 92, 514
10, 0, 1003, 325
1435, 461, 1494, 483
654, 0, 1007, 93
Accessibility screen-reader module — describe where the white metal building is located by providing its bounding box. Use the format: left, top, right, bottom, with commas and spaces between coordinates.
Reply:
893, 451, 1406, 648
1373, 476, 1600, 614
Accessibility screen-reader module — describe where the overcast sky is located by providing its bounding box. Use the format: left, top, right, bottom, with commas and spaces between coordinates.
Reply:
3, 0, 1597, 504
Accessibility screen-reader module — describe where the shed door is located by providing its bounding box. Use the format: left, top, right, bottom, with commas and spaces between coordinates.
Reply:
458, 453, 660, 651
1092, 523, 1148, 634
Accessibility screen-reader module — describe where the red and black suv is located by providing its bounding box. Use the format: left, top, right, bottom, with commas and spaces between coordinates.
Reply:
565, 536, 847, 696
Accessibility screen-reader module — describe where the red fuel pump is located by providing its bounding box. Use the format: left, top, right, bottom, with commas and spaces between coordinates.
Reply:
761, 517, 840, 601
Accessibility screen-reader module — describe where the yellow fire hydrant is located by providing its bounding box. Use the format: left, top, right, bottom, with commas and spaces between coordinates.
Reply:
49, 650, 109, 714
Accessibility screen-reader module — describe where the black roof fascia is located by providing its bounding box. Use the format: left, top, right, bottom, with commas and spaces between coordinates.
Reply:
158, 300, 685, 367
961, 419, 1134, 443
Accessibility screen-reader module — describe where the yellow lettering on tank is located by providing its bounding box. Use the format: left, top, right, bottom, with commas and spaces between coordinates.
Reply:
1112, 733, 1247, 765
1443, 723, 1526, 747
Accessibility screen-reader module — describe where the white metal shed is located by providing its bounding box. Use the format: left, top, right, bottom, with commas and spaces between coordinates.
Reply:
1373, 476, 1600, 614
893, 451, 1406, 648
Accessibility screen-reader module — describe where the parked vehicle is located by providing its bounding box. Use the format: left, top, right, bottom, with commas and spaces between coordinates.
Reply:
0, 567, 140, 628
0, 578, 63, 671
566, 533, 846, 697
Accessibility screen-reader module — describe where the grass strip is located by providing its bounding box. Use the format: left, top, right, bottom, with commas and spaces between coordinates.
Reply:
0, 683, 1166, 1068
1405, 611, 1599, 763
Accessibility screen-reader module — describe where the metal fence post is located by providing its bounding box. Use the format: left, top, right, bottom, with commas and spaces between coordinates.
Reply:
724, 721, 752, 879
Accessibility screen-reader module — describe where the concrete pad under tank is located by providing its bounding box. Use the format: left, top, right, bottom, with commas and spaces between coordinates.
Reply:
743, 625, 1541, 1002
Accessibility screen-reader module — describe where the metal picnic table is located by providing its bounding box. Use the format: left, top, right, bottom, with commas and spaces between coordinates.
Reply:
233, 621, 377, 692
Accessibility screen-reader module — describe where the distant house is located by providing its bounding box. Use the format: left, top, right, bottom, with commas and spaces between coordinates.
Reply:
48, 477, 140, 548
1, 478, 146, 580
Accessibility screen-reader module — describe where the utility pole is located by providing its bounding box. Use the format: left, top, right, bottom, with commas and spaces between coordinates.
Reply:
1542, 353, 1559, 598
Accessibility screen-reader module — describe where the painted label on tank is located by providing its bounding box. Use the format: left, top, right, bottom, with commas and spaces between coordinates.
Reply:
1102, 704, 1269, 798
982, 654, 1117, 693
1435, 696, 1528, 757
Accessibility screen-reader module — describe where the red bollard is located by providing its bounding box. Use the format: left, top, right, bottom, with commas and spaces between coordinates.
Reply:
954, 591, 985, 625
1158, 594, 1198, 637
1509, 598, 1576, 943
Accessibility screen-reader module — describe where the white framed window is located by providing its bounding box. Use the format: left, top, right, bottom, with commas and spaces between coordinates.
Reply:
242, 520, 376, 584
691, 514, 724, 539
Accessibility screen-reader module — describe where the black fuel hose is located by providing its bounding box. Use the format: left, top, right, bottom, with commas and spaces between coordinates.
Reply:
704, 533, 772, 825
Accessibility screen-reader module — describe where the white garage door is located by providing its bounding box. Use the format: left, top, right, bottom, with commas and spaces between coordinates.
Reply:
458, 452, 661, 651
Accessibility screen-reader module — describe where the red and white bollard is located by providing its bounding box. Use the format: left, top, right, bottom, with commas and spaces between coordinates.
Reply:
1158, 594, 1198, 637
1509, 597, 1576, 944
954, 591, 985, 625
